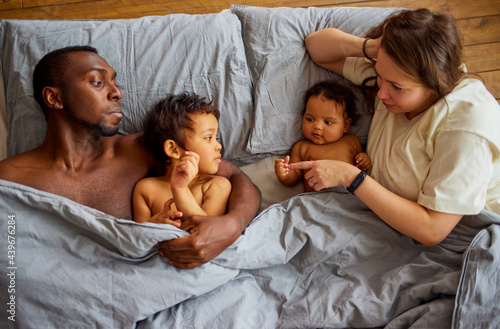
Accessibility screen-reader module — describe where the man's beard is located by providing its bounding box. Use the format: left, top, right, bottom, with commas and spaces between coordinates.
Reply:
67, 109, 120, 137
91, 123, 119, 137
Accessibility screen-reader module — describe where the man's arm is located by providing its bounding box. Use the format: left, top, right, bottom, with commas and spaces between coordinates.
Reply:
216, 159, 261, 231
158, 159, 261, 268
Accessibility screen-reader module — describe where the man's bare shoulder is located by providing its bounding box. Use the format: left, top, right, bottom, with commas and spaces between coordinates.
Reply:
104, 132, 143, 152
0, 150, 43, 179
102, 132, 155, 167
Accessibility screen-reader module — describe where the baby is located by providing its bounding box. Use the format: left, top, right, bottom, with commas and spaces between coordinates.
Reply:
133, 92, 231, 224
275, 80, 370, 192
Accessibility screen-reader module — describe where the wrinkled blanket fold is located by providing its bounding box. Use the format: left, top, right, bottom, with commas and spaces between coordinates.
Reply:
1, 180, 499, 328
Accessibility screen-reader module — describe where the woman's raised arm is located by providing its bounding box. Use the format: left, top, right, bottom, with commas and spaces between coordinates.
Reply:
305, 28, 380, 76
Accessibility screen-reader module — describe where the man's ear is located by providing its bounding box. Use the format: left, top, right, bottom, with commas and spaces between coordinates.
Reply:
43, 86, 63, 110
164, 140, 182, 159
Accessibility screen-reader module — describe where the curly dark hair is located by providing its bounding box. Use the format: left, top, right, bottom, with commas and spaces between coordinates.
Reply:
140, 92, 220, 167
33, 45, 98, 118
304, 80, 357, 123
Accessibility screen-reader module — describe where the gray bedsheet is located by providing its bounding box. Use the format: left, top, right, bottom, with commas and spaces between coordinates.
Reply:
1, 179, 499, 328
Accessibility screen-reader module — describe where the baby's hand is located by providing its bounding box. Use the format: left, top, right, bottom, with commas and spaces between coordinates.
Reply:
275, 156, 291, 178
355, 152, 371, 171
171, 151, 200, 189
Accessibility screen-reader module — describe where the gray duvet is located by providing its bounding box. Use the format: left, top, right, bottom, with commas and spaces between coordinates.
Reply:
1, 179, 499, 328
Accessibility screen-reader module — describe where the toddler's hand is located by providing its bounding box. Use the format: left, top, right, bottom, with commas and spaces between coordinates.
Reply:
149, 199, 183, 227
171, 151, 200, 189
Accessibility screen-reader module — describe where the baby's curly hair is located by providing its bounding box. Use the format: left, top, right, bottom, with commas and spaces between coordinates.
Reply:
304, 80, 357, 123
140, 92, 220, 166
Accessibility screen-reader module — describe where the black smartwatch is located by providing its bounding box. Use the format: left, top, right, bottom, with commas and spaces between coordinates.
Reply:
347, 171, 366, 195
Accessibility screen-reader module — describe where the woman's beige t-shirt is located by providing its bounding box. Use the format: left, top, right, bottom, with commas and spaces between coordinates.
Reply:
344, 57, 500, 215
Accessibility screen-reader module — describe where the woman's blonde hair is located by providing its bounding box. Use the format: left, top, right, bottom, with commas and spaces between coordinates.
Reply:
362, 8, 467, 108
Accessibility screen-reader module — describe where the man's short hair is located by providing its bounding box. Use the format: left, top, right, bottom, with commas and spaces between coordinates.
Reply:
32, 45, 98, 118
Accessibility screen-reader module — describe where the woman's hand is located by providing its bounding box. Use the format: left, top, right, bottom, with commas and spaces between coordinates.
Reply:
364, 37, 382, 61
288, 160, 359, 191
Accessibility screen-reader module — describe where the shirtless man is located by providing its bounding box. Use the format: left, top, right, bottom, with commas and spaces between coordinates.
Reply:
0, 46, 260, 268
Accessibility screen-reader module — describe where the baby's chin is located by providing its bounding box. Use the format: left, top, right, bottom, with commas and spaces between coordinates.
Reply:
308, 138, 330, 145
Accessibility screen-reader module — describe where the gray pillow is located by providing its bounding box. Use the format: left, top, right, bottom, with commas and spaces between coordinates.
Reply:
0, 12, 255, 165
231, 5, 402, 155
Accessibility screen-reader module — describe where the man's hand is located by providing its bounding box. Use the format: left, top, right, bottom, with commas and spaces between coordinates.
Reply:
157, 158, 260, 269
157, 212, 240, 269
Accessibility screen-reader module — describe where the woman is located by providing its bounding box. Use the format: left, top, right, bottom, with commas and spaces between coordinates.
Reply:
291, 8, 500, 247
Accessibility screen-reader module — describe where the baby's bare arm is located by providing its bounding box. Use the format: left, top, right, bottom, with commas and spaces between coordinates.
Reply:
199, 176, 232, 216
170, 152, 208, 219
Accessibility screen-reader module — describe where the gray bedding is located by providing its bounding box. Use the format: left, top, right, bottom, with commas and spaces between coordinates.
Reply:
1, 5, 499, 328
1, 179, 499, 328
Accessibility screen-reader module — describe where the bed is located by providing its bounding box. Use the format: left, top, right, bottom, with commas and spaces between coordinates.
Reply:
1, 5, 499, 328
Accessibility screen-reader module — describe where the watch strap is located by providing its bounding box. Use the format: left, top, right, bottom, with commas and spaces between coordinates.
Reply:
347, 171, 366, 195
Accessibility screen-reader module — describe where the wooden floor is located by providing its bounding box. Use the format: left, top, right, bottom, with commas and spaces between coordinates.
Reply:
0, 0, 499, 102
